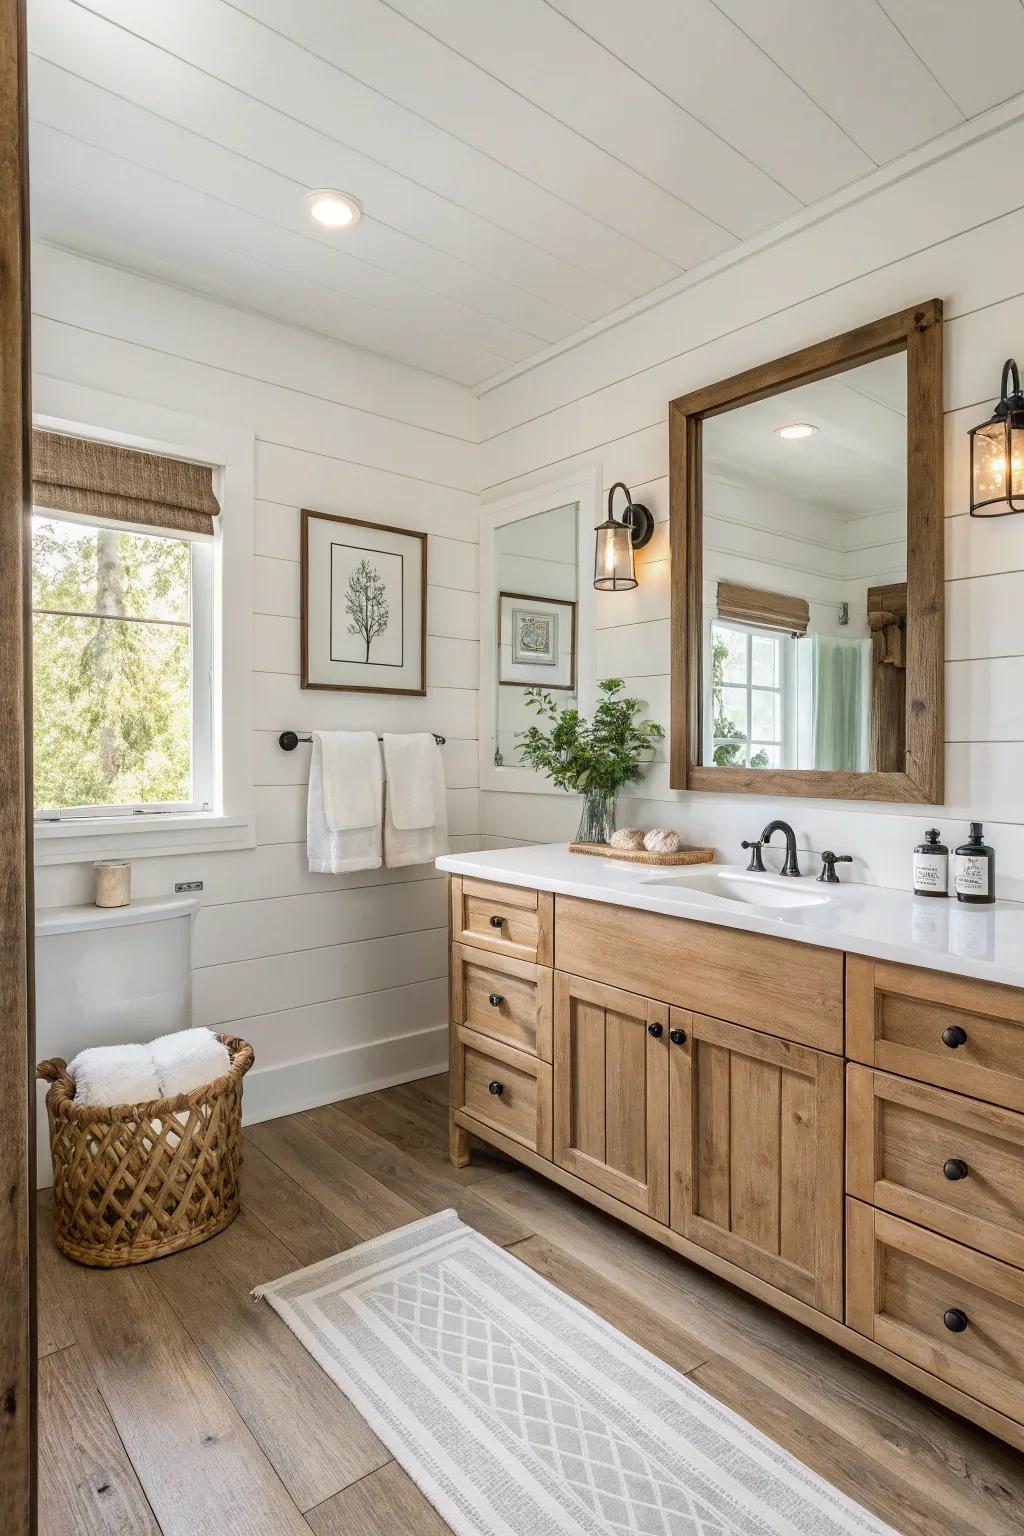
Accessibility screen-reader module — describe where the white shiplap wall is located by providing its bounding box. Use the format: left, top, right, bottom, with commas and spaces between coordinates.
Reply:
31, 244, 480, 1121
478, 110, 1024, 901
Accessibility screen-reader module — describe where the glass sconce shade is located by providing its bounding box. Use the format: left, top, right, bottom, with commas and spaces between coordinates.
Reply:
593, 481, 654, 591
970, 359, 1024, 516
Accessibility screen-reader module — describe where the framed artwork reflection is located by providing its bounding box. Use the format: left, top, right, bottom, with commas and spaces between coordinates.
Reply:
498, 591, 576, 689
301, 509, 427, 694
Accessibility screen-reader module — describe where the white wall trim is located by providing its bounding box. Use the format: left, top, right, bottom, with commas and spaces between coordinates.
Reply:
31, 377, 256, 862
241, 1024, 448, 1127
479, 465, 600, 795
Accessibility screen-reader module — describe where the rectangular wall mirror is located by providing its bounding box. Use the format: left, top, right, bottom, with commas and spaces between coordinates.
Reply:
479, 474, 597, 793
670, 301, 944, 803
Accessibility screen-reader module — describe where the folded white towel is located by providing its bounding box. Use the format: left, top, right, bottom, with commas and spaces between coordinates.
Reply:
67, 1043, 161, 1108
382, 733, 448, 869
150, 1027, 230, 1098
307, 730, 383, 874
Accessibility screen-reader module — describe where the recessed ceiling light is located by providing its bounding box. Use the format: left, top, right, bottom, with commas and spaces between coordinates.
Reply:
305, 189, 363, 229
774, 423, 818, 440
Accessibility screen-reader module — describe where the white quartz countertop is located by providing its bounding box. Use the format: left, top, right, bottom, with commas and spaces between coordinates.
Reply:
437, 844, 1024, 990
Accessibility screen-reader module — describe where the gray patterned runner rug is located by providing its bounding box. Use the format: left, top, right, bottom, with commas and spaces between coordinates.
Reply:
254, 1209, 898, 1536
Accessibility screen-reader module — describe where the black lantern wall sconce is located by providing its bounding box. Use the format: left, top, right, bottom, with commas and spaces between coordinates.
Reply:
593, 481, 654, 591
970, 359, 1024, 517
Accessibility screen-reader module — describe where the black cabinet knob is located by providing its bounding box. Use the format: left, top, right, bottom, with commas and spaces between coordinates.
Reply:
489, 914, 503, 928
488, 1080, 504, 1096
648, 1022, 664, 1038
941, 1024, 968, 1049
943, 1307, 969, 1333
488, 993, 504, 1008
669, 1028, 687, 1045
943, 1158, 969, 1181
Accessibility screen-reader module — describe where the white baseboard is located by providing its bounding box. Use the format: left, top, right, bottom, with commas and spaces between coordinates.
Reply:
241, 1023, 449, 1126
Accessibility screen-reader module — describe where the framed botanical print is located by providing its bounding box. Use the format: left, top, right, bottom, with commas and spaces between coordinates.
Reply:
301, 510, 426, 694
498, 591, 576, 689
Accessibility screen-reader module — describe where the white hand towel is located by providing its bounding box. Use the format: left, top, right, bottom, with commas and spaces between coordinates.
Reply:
67, 1044, 161, 1108
307, 730, 382, 873
149, 1026, 230, 1097
382, 733, 448, 869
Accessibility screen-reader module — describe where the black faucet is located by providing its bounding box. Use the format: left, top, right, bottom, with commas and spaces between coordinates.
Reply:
741, 819, 801, 877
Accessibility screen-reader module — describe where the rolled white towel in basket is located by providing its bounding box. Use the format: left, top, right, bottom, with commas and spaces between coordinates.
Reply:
67, 1043, 161, 1108
150, 1027, 230, 1097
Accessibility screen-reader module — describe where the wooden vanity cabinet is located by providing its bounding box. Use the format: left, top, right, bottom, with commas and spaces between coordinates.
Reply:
669, 1011, 844, 1318
449, 879, 1024, 1452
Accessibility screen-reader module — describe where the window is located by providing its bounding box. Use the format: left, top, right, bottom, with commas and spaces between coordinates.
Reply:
708, 620, 792, 768
32, 513, 212, 819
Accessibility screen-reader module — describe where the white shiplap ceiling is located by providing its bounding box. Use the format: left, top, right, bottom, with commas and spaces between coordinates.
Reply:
26, 0, 1024, 387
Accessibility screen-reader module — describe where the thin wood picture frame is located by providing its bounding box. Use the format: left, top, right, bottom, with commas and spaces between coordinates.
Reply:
300, 508, 427, 696
669, 299, 944, 804
497, 590, 577, 691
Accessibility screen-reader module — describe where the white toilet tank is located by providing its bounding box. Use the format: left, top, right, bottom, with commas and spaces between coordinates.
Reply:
35, 894, 198, 1187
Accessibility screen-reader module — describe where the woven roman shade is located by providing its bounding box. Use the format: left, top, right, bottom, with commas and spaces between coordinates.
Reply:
32, 430, 220, 535
716, 580, 810, 636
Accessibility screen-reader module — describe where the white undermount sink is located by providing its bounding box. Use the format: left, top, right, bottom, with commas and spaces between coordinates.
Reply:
644, 867, 831, 912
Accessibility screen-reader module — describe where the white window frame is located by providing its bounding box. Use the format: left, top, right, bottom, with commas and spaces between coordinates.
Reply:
33, 511, 214, 820
32, 378, 255, 864
704, 616, 795, 769
478, 467, 599, 795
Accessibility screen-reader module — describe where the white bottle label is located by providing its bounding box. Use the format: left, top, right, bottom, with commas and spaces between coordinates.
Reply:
955, 853, 989, 897
913, 852, 947, 892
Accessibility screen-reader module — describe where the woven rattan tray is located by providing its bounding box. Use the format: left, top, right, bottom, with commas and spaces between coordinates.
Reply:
568, 841, 715, 866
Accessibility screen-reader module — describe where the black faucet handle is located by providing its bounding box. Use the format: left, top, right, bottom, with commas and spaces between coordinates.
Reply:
741, 839, 767, 873
818, 851, 852, 884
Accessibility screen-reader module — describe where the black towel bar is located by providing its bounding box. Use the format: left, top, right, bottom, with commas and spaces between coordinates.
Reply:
279, 730, 445, 750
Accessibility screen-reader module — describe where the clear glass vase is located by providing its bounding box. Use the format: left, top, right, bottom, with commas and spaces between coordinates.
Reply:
575, 788, 618, 846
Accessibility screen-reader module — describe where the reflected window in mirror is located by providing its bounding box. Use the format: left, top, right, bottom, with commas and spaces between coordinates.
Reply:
700, 352, 907, 777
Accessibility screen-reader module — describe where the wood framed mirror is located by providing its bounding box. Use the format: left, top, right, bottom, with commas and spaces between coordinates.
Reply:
669, 300, 943, 803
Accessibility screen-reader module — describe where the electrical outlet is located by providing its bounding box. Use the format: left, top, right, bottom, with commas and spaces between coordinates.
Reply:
174, 880, 204, 893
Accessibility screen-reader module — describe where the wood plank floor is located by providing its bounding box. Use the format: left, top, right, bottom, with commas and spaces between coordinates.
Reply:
38, 1073, 1024, 1536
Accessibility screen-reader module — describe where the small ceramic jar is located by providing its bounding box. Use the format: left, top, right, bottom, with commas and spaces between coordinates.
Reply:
94, 860, 131, 909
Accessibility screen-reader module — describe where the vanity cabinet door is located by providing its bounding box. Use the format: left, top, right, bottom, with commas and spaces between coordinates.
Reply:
669, 1011, 844, 1319
552, 972, 669, 1222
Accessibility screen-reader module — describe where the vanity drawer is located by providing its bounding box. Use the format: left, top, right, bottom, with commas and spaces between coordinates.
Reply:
847, 956, 1024, 1112
848, 1067, 1024, 1268
450, 944, 552, 1060
554, 895, 844, 1052
847, 1200, 1024, 1425
451, 876, 553, 965
453, 1027, 552, 1158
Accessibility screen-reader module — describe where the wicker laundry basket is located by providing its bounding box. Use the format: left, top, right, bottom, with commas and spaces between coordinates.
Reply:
37, 1033, 253, 1267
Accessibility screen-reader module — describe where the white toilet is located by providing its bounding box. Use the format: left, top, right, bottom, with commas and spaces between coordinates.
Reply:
34, 894, 198, 1187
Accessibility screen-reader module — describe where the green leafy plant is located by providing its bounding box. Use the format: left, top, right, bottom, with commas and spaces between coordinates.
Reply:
515, 678, 664, 795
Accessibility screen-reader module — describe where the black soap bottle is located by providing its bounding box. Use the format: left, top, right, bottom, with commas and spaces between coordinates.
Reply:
913, 828, 948, 897
954, 823, 995, 905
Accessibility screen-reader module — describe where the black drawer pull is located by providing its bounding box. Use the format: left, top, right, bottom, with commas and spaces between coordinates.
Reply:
488, 993, 504, 1008
943, 1307, 968, 1333
669, 1028, 687, 1045
488, 1080, 504, 1096
942, 1024, 968, 1049
943, 1158, 969, 1181
648, 1022, 663, 1038
489, 914, 504, 928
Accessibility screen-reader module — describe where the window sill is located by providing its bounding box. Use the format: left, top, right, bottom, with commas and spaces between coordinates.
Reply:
33, 812, 255, 865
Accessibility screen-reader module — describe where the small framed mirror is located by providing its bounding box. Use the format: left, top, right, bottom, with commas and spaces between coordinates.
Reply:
479, 472, 597, 794
670, 301, 943, 803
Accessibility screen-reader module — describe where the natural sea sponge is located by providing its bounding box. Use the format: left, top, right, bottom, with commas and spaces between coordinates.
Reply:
643, 828, 682, 854
609, 827, 646, 851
